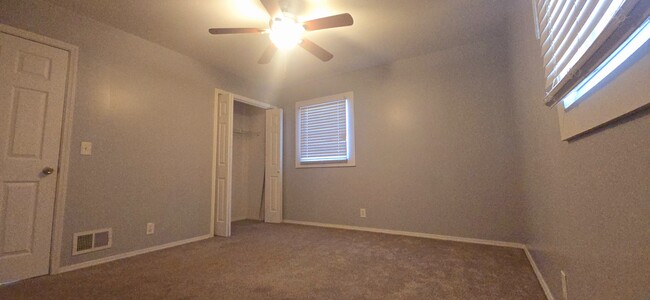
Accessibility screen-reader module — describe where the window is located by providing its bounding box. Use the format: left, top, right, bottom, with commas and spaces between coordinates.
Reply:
534, 0, 650, 139
561, 18, 649, 108
295, 92, 355, 168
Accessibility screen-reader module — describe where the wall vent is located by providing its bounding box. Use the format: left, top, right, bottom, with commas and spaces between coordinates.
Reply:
72, 228, 112, 255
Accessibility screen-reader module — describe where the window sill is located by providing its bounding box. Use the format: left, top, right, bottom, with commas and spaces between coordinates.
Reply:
557, 44, 650, 141
295, 161, 356, 168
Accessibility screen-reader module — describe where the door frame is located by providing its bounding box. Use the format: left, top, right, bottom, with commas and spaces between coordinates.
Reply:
211, 89, 273, 235
0, 24, 79, 275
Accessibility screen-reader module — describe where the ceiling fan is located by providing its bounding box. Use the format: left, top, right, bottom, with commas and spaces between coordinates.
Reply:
208, 0, 354, 64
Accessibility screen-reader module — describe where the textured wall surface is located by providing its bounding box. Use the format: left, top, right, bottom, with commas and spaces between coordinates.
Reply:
506, 1, 650, 299
277, 39, 524, 243
0, 0, 265, 267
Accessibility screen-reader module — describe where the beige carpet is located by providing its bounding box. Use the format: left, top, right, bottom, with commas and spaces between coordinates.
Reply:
0, 221, 545, 299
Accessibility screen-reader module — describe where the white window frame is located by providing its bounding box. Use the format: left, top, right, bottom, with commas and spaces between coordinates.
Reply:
532, 0, 650, 140
295, 92, 355, 168
557, 19, 650, 140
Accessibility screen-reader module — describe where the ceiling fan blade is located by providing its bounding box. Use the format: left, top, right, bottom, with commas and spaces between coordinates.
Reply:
300, 39, 334, 62
209, 28, 266, 35
258, 44, 277, 64
302, 13, 353, 31
260, 0, 281, 18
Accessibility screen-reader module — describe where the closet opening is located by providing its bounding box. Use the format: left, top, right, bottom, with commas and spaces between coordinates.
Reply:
212, 89, 283, 237
232, 101, 266, 225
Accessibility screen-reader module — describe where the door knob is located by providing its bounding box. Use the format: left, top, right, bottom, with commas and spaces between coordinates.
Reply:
42, 167, 54, 175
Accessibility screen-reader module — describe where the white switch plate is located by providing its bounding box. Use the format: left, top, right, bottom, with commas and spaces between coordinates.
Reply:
80, 142, 92, 155
360, 208, 366, 218
146, 223, 155, 235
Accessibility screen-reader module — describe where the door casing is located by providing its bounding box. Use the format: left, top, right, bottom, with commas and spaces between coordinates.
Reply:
211, 89, 277, 236
0, 24, 79, 275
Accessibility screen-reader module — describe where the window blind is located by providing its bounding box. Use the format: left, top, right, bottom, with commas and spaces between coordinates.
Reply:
536, 0, 646, 106
298, 99, 349, 163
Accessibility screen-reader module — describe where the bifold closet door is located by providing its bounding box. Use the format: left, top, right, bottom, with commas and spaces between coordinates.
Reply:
214, 91, 233, 237
264, 108, 283, 223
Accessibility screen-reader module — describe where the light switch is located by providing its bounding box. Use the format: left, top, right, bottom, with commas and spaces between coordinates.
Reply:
81, 142, 92, 155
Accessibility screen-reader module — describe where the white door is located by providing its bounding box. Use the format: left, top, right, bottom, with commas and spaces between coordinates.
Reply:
214, 91, 234, 237
264, 109, 283, 223
0, 32, 69, 282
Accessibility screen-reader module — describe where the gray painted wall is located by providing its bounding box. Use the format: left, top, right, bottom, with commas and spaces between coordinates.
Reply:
3, 1, 647, 297
277, 39, 525, 243
0, 0, 266, 267
507, 1, 650, 299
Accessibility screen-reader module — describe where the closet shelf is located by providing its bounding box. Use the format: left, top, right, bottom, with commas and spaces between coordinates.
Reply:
233, 128, 261, 136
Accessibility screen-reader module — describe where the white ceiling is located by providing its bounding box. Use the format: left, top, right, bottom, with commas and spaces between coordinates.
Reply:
44, 0, 509, 85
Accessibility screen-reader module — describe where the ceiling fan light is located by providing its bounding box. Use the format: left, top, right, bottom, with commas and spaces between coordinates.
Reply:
269, 17, 304, 49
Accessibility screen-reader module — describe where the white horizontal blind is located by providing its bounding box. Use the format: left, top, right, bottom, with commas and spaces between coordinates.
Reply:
537, 0, 629, 104
298, 99, 349, 163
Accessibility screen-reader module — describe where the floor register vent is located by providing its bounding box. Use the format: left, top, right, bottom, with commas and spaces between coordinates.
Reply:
72, 228, 112, 255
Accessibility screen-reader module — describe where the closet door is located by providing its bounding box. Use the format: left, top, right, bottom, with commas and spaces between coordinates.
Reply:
214, 91, 233, 236
264, 109, 283, 223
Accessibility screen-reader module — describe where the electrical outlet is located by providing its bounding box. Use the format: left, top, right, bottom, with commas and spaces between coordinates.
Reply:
146, 223, 155, 235
360, 208, 366, 218
80, 142, 92, 155
561, 270, 568, 300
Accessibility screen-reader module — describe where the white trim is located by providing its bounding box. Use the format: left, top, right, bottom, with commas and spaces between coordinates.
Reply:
294, 92, 356, 168
58, 234, 212, 273
0, 24, 79, 52
532, 0, 541, 40
234, 94, 274, 109
556, 19, 650, 140
0, 24, 80, 276
524, 247, 555, 300
282, 220, 524, 249
210, 90, 219, 236
284, 220, 552, 299
212, 88, 271, 236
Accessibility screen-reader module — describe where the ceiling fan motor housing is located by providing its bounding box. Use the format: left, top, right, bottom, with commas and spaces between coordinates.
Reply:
208, 0, 354, 63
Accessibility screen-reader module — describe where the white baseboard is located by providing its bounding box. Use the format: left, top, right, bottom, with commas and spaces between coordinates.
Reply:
54, 221, 553, 300
524, 247, 554, 300
283, 220, 525, 249
57, 234, 212, 273
284, 220, 553, 299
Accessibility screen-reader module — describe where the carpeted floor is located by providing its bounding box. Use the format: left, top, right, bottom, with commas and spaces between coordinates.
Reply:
0, 221, 545, 299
